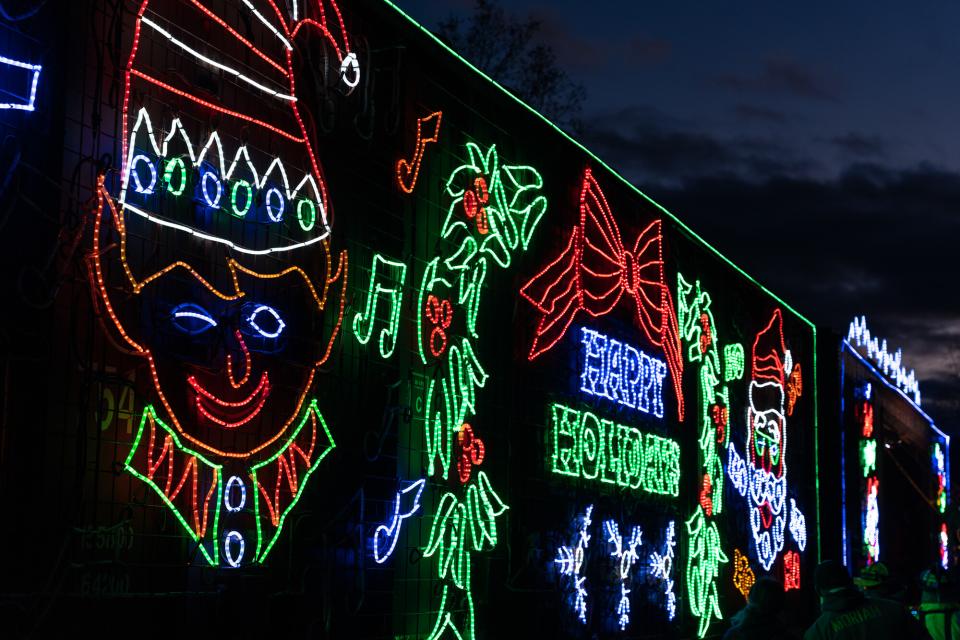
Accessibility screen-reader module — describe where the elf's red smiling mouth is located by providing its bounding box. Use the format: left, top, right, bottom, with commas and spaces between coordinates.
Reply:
188, 372, 271, 429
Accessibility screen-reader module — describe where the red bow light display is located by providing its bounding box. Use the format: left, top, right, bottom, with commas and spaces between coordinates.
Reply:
519, 168, 684, 419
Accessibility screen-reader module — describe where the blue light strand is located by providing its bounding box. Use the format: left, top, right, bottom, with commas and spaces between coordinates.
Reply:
224, 530, 245, 567
265, 187, 285, 221
247, 304, 286, 338
224, 475, 246, 513
579, 327, 667, 418
0, 55, 41, 111
201, 170, 222, 208
373, 479, 426, 564
130, 154, 157, 194
171, 303, 218, 335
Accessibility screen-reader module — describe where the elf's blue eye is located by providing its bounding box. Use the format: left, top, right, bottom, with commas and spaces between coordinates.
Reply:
171, 303, 218, 335
130, 153, 157, 194
246, 304, 285, 338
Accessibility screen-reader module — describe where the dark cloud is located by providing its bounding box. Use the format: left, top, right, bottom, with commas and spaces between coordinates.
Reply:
625, 36, 672, 65
644, 164, 960, 426
581, 106, 818, 184
528, 7, 670, 71
530, 7, 612, 71
581, 107, 959, 426
829, 132, 886, 158
716, 58, 838, 101
734, 104, 790, 124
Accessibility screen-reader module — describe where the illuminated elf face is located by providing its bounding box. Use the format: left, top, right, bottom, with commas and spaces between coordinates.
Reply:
133, 265, 330, 459
98, 0, 356, 461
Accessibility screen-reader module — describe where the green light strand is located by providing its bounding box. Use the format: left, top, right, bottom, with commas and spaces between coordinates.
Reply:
723, 344, 745, 381
162, 157, 187, 196
813, 326, 822, 563
296, 198, 317, 231
424, 338, 489, 479
379, 0, 815, 331
124, 405, 223, 567
440, 142, 547, 272
250, 400, 336, 563
549, 401, 680, 497
417, 140, 546, 640
678, 273, 733, 638
860, 440, 877, 477
230, 179, 252, 218
685, 506, 728, 638
678, 273, 729, 514
352, 253, 408, 359
423, 471, 508, 640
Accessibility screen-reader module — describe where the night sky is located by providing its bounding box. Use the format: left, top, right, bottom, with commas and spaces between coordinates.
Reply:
399, 0, 960, 429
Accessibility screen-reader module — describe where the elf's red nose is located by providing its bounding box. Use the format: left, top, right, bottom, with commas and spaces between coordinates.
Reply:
227, 329, 251, 389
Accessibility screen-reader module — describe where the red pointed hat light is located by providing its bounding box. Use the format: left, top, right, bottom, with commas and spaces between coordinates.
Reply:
520, 168, 684, 420
119, 0, 357, 255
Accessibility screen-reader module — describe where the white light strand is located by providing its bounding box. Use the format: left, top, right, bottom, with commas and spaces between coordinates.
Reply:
727, 442, 748, 497
122, 202, 328, 256
118, 109, 330, 256
224, 475, 246, 512
140, 16, 296, 102
556, 505, 592, 624
604, 519, 642, 630
747, 372, 789, 572
789, 498, 807, 552
224, 530, 245, 567
247, 305, 286, 338
848, 316, 921, 405
124, 108, 325, 210
240, 0, 293, 50
648, 520, 677, 621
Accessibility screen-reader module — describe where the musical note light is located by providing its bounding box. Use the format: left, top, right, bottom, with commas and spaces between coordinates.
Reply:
353, 253, 408, 359
396, 111, 443, 193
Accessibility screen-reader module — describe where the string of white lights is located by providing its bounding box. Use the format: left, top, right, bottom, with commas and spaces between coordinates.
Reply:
241, 0, 293, 50
141, 16, 296, 102
847, 316, 921, 405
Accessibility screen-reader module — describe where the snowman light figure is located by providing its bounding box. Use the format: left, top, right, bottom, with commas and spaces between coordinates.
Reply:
91, 0, 356, 567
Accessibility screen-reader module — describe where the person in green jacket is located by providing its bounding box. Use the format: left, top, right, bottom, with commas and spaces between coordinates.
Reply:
724, 576, 800, 640
804, 561, 930, 640
917, 569, 960, 640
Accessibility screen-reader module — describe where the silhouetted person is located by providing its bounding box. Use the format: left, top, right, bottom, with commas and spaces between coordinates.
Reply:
917, 569, 960, 640
804, 560, 930, 640
724, 576, 800, 640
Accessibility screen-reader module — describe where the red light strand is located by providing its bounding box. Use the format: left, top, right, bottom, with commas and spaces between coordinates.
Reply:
519, 168, 684, 420
140, 412, 216, 536
91, 180, 346, 459
396, 111, 443, 194
255, 411, 319, 526
189, 0, 290, 76
129, 70, 304, 143
227, 330, 253, 389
